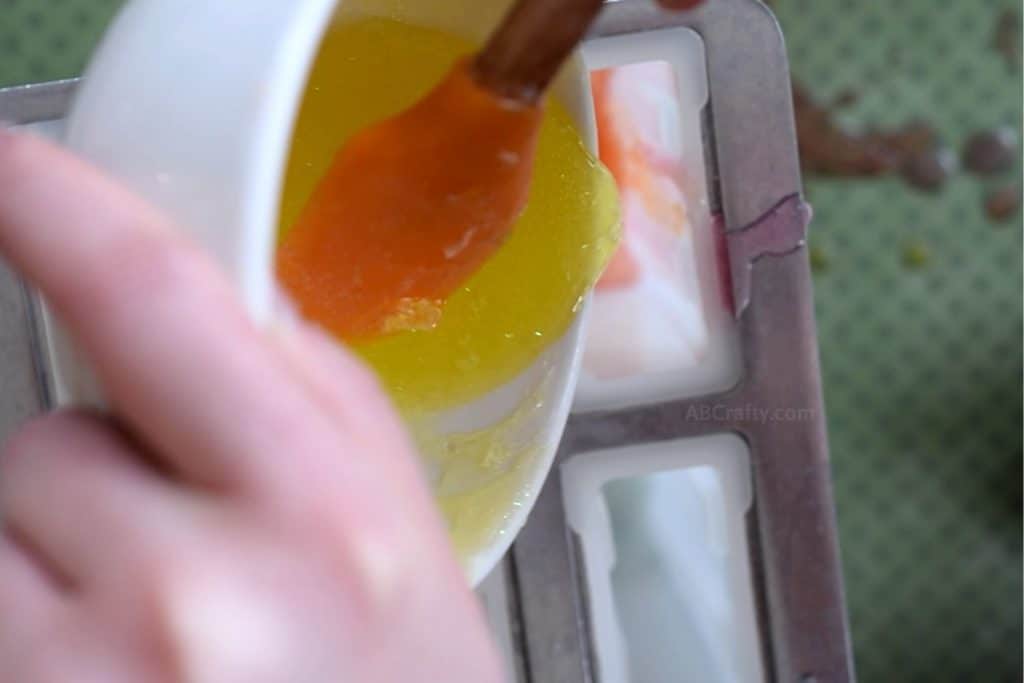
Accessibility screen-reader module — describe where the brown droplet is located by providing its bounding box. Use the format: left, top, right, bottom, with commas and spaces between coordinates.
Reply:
790, 80, 952, 183
900, 147, 956, 193
984, 184, 1021, 223
792, 84, 894, 177
874, 120, 938, 159
831, 88, 860, 109
993, 8, 1021, 71
962, 126, 1018, 176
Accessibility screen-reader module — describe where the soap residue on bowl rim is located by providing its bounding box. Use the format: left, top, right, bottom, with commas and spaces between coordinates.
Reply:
411, 366, 561, 559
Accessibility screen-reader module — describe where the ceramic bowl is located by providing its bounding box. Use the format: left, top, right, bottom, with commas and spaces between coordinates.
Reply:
49, 0, 599, 584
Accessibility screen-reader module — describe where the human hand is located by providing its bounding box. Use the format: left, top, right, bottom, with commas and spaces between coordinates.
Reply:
0, 130, 503, 682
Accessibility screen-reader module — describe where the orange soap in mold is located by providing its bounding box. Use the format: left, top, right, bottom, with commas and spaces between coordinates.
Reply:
583, 62, 712, 380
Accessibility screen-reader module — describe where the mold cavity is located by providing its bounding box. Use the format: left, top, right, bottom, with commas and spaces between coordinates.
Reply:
577, 29, 741, 413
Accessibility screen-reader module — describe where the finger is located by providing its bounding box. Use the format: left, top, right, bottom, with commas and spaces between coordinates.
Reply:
269, 319, 412, 457
0, 528, 65, 601
0, 530, 68, 677
267, 318, 452, 518
0, 530, 65, 647
4, 624, 151, 683
0, 411, 206, 587
0, 130, 339, 495
264, 295, 459, 611
265, 321, 475, 607
266, 318, 436, 493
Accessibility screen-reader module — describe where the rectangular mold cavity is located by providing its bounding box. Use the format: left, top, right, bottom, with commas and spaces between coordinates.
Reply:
561, 435, 766, 683
576, 28, 741, 413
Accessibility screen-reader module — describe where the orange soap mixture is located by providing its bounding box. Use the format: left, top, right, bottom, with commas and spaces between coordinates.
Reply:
277, 17, 619, 413
278, 57, 543, 341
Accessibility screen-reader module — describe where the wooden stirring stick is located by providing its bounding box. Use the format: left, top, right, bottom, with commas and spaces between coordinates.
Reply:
474, 0, 606, 104
277, 0, 611, 341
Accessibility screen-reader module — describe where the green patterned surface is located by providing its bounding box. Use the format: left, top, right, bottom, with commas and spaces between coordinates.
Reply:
2, 0, 1021, 680
0, 0, 121, 86
774, 1, 1022, 680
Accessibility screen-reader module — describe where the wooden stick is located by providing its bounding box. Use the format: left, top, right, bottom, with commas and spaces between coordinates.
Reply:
472, 0, 606, 104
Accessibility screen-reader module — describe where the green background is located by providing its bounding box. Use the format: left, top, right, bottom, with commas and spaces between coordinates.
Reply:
2, 0, 1021, 680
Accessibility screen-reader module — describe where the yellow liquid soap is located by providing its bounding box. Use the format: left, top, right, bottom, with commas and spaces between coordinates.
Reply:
280, 16, 618, 411
278, 15, 619, 556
